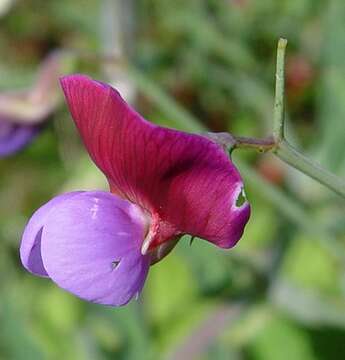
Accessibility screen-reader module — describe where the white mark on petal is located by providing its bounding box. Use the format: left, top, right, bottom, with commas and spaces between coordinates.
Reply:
232, 184, 248, 210
117, 231, 130, 236
90, 198, 99, 220
141, 230, 154, 255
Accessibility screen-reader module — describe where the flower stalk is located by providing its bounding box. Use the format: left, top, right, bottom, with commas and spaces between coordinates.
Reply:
275, 139, 345, 198
272, 38, 345, 198
273, 38, 287, 142
232, 135, 275, 153
231, 38, 345, 199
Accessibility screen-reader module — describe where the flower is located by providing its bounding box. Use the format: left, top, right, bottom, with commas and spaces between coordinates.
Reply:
0, 50, 74, 157
0, 119, 40, 157
20, 74, 250, 306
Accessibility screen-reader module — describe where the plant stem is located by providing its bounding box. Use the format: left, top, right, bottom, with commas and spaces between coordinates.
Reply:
273, 38, 287, 142
275, 140, 345, 198
233, 136, 275, 152
271, 38, 345, 198
232, 38, 345, 199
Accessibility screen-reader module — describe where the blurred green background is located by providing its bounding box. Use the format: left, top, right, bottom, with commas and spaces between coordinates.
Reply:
1, 0, 345, 359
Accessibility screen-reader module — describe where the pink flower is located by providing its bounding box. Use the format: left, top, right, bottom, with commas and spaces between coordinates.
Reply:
20, 75, 250, 306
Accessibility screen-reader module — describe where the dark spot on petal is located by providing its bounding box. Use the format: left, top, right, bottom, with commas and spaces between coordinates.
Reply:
111, 260, 120, 270
161, 158, 198, 181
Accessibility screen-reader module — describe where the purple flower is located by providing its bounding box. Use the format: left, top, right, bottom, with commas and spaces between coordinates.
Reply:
20, 75, 250, 306
0, 50, 73, 157
0, 119, 40, 157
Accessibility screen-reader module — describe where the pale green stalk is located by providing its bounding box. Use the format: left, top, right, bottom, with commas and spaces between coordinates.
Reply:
232, 38, 345, 199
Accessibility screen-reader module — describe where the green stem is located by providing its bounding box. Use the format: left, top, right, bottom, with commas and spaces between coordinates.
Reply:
233, 136, 275, 153
232, 38, 345, 199
272, 37, 345, 199
273, 38, 287, 142
275, 140, 345, 198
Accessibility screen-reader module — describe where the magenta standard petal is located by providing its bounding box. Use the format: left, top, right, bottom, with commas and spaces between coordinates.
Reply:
60, 75, 250, 250
40, 191, 150, 306
0, 118, 40, 157
20, 192, 82, 276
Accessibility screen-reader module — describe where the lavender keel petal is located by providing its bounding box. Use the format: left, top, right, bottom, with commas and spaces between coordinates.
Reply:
20, 192, 83, 276
40, 191, 150, 306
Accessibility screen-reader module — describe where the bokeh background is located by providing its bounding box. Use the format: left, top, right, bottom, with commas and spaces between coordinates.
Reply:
1, 0, 345, 359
